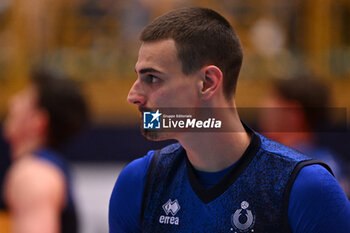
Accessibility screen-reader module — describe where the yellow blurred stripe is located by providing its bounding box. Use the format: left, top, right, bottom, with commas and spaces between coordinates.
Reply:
0, 211, 11, 233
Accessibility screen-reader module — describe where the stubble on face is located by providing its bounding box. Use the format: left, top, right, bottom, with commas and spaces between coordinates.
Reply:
138, 106, 173, 141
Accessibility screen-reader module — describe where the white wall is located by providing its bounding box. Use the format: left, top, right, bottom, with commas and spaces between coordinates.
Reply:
71, 163, 125, 233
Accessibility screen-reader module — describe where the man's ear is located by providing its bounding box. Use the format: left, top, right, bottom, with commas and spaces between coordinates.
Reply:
199, 65, 223, 100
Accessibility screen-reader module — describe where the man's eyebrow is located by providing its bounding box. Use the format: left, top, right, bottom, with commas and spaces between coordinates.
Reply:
136, 68, 164, 74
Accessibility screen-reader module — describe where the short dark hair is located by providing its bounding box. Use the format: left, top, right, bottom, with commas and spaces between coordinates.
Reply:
30, 69, 89, 148
140, 7, 243, 100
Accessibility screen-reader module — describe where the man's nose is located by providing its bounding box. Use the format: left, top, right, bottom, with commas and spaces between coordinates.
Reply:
127, 79, 146, 106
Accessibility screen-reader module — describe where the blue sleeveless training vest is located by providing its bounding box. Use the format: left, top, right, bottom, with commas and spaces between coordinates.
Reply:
140, 131, 332, 233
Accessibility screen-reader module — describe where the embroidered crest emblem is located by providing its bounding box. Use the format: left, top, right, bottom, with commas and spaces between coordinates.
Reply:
231, 201, 255, 232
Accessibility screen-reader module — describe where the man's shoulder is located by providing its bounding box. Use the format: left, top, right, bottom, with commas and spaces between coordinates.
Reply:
109, 142, 183, 232
7, 155, 66, 190
256, 133, 310, 162
290, 164, 339, 202
120, 142, 182, 180
288, 164, 350, 233
158, 142, 182, 155
120, 151, 153, 180
5, 155, 65, 210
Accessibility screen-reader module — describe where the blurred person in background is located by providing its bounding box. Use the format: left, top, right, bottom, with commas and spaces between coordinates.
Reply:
109, 7, 350, 233
2, 69, 88, 233
258, 76, 350, 198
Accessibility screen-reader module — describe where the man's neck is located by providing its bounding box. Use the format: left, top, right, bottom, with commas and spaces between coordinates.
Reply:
10, 138, 45, 160
178, 113, 251, 172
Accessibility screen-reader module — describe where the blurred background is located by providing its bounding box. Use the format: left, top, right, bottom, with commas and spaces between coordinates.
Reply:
0, 0, 349, 232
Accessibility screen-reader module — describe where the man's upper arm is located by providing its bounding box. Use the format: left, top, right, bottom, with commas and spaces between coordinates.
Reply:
5, 158, 65, 233
288, 164, 350, 233
109, 151, 153, 233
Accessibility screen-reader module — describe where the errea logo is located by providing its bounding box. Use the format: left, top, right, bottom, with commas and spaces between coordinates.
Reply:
163, 199, 180, 215
159, 199, 180, 225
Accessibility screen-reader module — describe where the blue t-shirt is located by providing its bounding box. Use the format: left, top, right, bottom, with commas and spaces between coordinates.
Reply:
109, 151, 350, 233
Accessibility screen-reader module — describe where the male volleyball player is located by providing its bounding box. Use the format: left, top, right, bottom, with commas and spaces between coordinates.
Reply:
109, 7, 350, 233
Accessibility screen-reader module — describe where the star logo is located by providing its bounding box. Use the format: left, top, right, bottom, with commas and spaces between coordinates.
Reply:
150, 110, 162, 123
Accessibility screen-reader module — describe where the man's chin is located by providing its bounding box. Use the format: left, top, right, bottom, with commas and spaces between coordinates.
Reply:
141, 129, 173, 141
